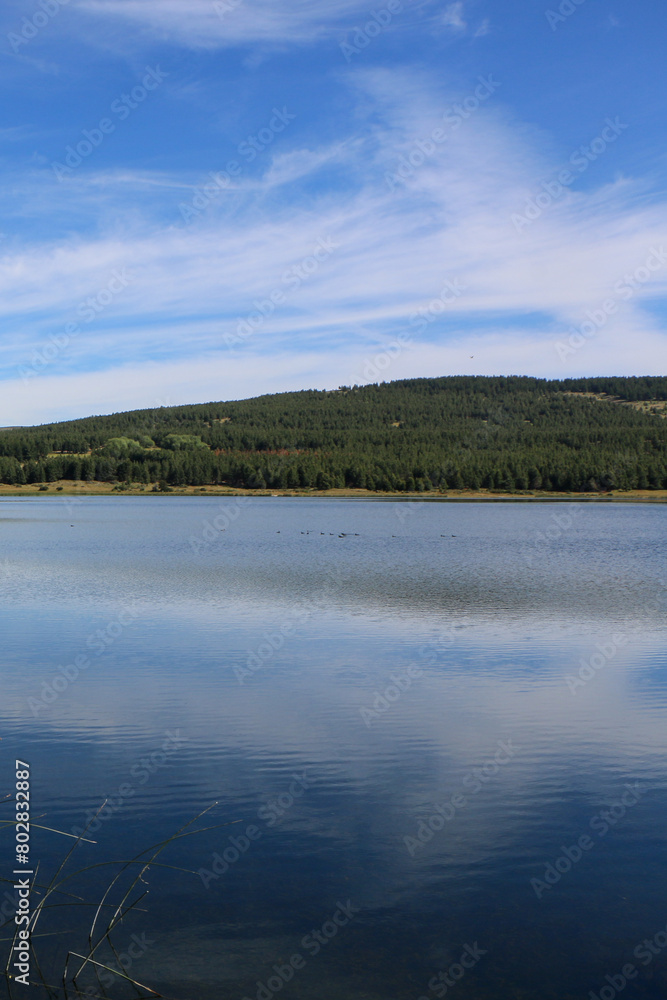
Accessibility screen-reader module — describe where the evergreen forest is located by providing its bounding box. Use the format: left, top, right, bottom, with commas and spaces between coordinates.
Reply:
1, 375, 666, 493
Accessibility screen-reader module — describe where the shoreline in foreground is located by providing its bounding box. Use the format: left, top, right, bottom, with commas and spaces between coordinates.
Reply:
1, 481, 666, 501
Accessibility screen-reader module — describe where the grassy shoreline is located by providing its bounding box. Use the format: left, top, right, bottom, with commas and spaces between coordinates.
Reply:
1, 481, 667, 501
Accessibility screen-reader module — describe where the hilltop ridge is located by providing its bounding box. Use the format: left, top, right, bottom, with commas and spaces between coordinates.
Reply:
0, 375, 666, 493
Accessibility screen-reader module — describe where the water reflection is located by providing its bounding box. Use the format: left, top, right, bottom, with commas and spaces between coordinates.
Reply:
0, 498, 665, 1000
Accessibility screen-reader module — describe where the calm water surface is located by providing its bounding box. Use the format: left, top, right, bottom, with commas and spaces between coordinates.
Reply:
1, 497, 666, 1000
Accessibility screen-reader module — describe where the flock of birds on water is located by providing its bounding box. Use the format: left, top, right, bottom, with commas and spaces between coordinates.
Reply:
272, 531, 458, 537
296, 531, 360, 537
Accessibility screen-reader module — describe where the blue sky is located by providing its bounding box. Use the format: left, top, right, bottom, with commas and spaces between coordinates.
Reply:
1, 0, 666, 424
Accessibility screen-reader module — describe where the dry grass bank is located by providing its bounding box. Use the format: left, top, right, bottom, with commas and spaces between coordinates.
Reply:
1, 481, 666, 501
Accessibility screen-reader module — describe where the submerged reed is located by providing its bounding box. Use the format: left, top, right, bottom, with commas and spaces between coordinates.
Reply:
1, 799, 225, 999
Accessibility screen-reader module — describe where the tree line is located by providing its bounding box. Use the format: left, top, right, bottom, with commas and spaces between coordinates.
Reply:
0, 376, 666, 493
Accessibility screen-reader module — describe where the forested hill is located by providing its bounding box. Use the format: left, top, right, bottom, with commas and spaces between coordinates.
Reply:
1, 375, 666, 492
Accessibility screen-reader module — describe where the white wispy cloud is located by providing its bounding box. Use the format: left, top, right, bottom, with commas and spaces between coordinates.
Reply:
69, 0, 394, 48
1, 68, 667, 423
441, 2, 466, 30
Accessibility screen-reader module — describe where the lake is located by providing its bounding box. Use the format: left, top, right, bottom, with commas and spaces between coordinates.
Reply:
1, 497, 666, 1000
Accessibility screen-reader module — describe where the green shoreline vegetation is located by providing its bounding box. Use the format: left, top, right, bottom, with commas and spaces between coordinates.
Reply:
1, 375, 666, 496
